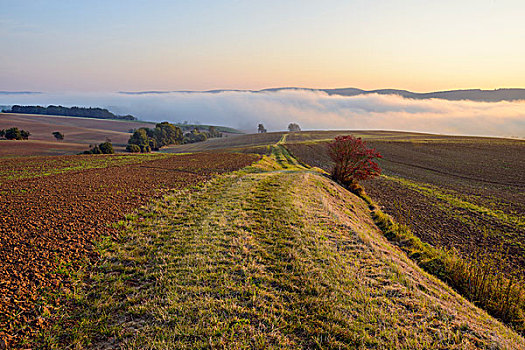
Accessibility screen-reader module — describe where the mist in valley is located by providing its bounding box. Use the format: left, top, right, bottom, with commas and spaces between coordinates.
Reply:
2, 90, 524, 138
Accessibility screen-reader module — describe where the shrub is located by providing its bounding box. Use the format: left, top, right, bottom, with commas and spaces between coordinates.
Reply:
183, 128, 208, 144
91, 145, 102, 154
52, 131, 64, 140
3, 127, 31, 140
208, 126, 222, 138
84, 142, 114, 154
327, 135, 382, 189
99, 142, 114, 154
288, 123, 301, 132
20, 130, 30, 140
126, 144, 141, 153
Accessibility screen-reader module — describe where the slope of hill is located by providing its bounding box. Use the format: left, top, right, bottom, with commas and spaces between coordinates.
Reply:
320, 87, 525, 101
121, 87, 525, 102
43, 143, 525, 348
0, 113, 154, 156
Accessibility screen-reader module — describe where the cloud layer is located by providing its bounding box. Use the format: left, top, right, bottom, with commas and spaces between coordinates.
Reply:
2, 90, 524, 137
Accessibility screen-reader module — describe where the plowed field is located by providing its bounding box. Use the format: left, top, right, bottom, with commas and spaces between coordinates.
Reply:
0, 152, 259, 347
284, 133, 525, 277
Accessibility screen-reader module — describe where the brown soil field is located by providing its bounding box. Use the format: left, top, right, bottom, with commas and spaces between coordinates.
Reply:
0, 113, 154, 155
0, 152, 260, 347
0, 140, 89, 157
284, 131, 525, 278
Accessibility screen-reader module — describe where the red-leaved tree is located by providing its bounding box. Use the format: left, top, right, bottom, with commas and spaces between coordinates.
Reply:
328, 135, 382, 188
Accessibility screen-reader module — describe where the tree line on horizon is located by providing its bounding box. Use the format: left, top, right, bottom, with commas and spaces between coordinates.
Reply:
3, 105, 136, 121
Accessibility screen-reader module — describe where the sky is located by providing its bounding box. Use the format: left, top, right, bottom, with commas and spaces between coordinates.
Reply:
1, 0, 525, 93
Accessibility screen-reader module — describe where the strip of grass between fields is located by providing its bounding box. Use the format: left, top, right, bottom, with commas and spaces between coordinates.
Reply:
383, 175, 524, 228
351, 185, 525, 335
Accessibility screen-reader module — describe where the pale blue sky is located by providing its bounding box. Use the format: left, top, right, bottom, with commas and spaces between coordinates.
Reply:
1, 0, 524, 92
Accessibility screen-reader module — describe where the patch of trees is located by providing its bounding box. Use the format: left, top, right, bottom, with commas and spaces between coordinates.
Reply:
0, 127, 31, 140
52, 131, 64, 140
328, 135, 382, 191
288, 123, 301, 132
3, 105, 136, 121
83, 141, 114, 154
207, 126, 222, 138
127, 122, 183, 152
183, 126, 223, 144
258, 124, 267, 133
175, 122, 239, 134
126, 122, 224, 153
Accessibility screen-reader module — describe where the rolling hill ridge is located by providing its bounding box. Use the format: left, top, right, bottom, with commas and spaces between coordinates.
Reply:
120, 87, 525, 102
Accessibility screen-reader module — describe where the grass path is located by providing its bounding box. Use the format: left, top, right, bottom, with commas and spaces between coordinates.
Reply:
46, 144, 525, 349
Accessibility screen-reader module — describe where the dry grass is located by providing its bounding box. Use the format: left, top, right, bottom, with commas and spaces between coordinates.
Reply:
39, 145, 525, 349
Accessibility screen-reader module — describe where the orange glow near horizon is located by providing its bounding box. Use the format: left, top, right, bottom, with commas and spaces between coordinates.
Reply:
1, 1, 524, 93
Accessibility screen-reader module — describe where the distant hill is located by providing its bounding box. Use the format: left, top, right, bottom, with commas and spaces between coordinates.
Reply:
319, 87, 525, 102
122, 87, 525, 102
0, 91, 41, 95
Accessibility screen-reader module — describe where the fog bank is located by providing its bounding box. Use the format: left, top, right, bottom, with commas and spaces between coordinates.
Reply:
1, 90, 524, 138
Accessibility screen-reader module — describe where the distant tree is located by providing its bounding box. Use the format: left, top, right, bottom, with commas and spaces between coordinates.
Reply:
154, 122, 183, 148
99, 141, 114, 154
258, 124, 267, 133
85, 145, 102, 154
288, 123, 301, 132
126, 144, 141, 153
52, 131, 64, 140
4, 127, 27, 140
0, 129, 5, 138
20, 130, 30, 140
328, 135, 382, 190
128, 128, 149, 150
183, 128, 208, 144
207, 126, 222, 138
83, 141, 114, 154
127, 122, 183, 152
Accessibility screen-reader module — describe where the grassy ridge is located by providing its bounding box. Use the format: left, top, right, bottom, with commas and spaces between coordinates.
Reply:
282, 133, 525, 333
365, 197, 525, 335
41, 145, 524, 348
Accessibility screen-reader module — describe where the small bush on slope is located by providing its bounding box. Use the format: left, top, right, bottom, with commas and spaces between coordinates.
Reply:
328, 135, 382, 190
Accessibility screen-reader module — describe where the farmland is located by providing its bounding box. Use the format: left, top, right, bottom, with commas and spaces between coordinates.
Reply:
37, 145, 525, 348
0, 152, 260, 347
1, 130, 525, 348
0, 113, 154, 156
284, 131, 525, 279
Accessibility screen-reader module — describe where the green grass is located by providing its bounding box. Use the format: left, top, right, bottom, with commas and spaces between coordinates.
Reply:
38, 143, 525, 348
